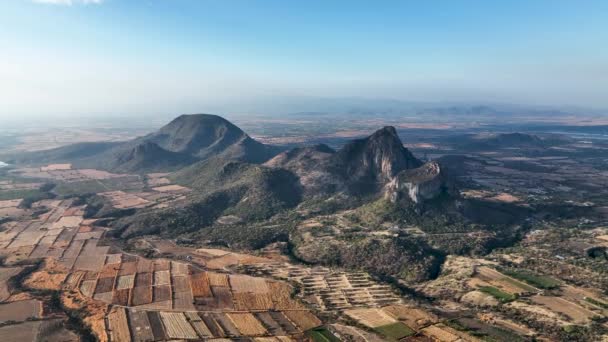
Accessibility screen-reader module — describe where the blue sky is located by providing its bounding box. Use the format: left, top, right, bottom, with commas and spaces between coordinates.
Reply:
1, 0, 607, 118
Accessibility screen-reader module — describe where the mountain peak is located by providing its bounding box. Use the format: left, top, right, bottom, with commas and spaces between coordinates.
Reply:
371, 126, 398, 138
335, 126, 422, 187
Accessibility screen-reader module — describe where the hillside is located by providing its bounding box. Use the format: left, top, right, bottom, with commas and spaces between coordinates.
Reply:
4, 114, 281, 173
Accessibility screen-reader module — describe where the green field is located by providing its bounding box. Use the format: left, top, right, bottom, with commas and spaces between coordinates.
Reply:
502, 270, 560, 289
479, 286, 517, 303
307, 327, 340, 342
375, 322, 416, 340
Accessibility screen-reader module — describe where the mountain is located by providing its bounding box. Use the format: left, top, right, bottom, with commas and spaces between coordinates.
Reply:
266, 126, 425, 195
135, 114, 279, 162
108, 141, 196, 173
334, 126, 422, 185
449, 132, 557, 151
5, 114, 282, 173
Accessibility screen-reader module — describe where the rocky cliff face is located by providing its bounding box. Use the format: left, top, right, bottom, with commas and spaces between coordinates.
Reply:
385, 161, 448, 203
266, 126, 424, 195
335, 126, 422, 184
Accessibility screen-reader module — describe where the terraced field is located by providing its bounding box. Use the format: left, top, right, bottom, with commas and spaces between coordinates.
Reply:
0, 196, 322, 341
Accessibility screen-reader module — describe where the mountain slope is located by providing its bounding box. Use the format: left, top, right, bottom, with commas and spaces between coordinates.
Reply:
108, 141, 196, 173
5, 114, 281, 173
113, 158, 301, 238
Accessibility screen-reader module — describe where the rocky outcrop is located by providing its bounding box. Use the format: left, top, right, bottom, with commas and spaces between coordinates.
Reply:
385, 161, 449, 203
266, 126, 424, 195
334, 126, 422, 184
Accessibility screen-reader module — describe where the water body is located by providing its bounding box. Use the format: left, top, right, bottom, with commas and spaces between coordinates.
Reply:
0, 161, 8, 168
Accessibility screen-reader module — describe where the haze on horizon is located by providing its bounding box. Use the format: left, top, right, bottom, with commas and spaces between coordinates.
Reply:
1, 0, 607, 121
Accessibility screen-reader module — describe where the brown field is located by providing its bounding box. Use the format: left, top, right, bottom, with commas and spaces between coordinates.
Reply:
101, 191, 150, 209
93, 291, 113, 302
147, 311, 168, 340
0, 321, 42, 341
41, 164, 72, 171
153, 285, 172, 302
147, 176, 171, 187
153, 184, 188, 193
282, 310, 322, 330
171, 261, 189, 276
116, 274, 135, 290
119, 261, 138, 276
0, 199, 22, 209
234, 292, 274, 311
172, 276, 190, 292
153, 259, 170, 271
138, 300, 171, 310
94, 277, 115, 294
197, 248, 231, 257
208, 272, 230, 287
531, 295, 597, 324
211, 286, 234, 310
185, 312, 214, 338
200, 313, 226, 337
0, 267, 23, 301
382, 304, 438, 330
132, 286, 153, 306
136, 259, 153, 273
154, 270, 171, 286
344, 308, 396, 328
108, 307, 131, 342
228, 313, 268, 336
190, 272, 212, 297
268, 281, 303, 310
173, 291, 195, 310
79, 280, 96, 297
213, 313, 241, 336
112, 289, 131, 306
127, 309, 155, 342
229, 274, 269, 294
268, 312, 299, 335
135, 273, 152, 287
51, 216, 83, 229
99, 263, 119, 278
421, 324, 462, 342
205, 252, 270, 269
0, 299, 41, 321
159, 312, 198, 340
255, 312, 287, 335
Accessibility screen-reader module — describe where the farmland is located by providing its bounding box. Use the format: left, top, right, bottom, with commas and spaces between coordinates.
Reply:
0, 191, 326, 341
1, 149, 608, 341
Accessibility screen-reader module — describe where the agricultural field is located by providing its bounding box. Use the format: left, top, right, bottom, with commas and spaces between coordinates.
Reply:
0, 197, 324, 341
240, 262, 403, 311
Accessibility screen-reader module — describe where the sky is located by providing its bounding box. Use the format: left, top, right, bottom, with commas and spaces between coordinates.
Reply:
1, 0, 607, 120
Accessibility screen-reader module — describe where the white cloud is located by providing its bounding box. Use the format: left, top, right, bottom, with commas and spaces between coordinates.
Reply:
32, 0, 104, 5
